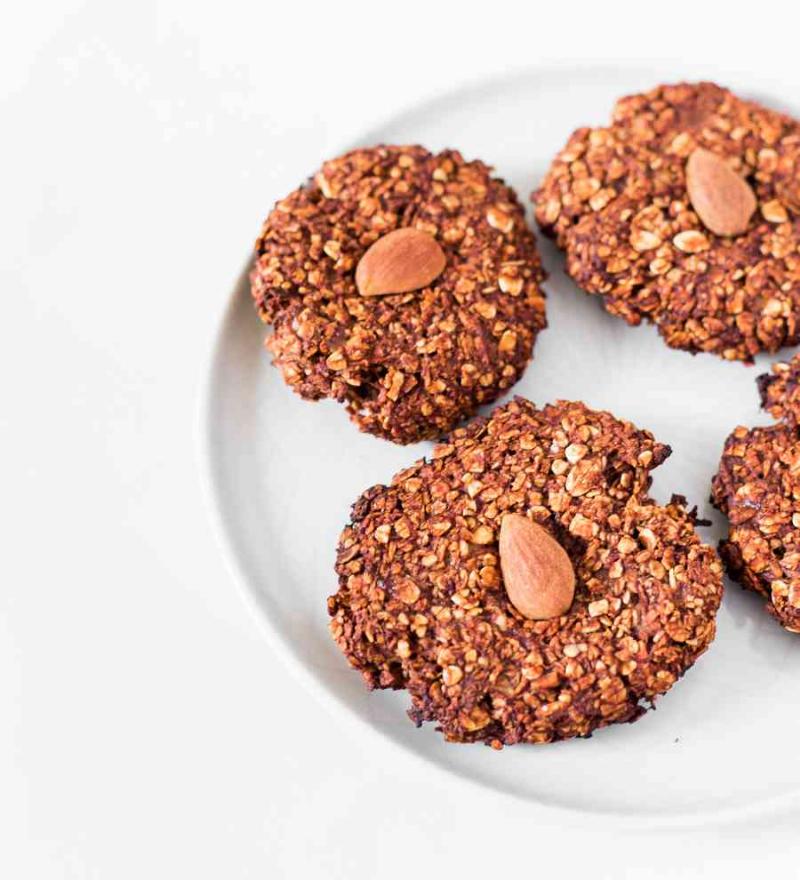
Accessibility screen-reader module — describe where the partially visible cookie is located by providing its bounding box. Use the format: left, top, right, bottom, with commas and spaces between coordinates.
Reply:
330, 397, 722, 746
757, 353, 800, 424
251, 145, 546, 444
712, 353, 800, 631
534, 81, 800, 362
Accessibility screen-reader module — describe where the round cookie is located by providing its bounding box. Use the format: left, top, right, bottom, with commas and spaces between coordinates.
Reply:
533, 81, 800, 362
712, 353, 800, 631
329, 398, 722, 746
251, 145, 547, 444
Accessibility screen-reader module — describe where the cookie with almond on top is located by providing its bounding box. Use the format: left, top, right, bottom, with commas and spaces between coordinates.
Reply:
533, 81, 800, 362
251, 145, 546, 444
329, 397, 723, 746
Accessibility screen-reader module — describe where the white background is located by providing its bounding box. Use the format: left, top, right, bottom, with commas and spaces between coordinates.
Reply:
5, 2, 800, 877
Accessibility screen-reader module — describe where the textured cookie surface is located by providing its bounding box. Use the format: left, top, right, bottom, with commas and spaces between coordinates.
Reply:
534, 82, 800, 362
251, 145, 546, 444
712, 353, 800, 631
330, 398, 722, 746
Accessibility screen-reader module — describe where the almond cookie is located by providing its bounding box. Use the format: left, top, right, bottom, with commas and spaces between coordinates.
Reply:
712, 353, 800, 631
251, 146, 547, 444
329, 398, 722, 746
534, 82, 800, 362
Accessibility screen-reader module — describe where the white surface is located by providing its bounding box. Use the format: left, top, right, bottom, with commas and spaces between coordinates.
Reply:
6, 2, 800, 877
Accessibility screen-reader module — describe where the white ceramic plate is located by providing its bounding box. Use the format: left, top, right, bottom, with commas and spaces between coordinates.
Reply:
205, 66, 800, 823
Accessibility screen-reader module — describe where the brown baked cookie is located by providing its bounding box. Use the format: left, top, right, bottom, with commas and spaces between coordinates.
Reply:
251, 146, 546, 444
329, 398, 722, 746
712, 353, 800, 631
757, 352, 800, 424
533, 82, 800, 362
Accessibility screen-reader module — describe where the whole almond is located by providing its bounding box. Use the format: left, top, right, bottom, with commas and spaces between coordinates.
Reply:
685, 147, 756, 237
355, 228, 446, 297
498, 514, 576, 620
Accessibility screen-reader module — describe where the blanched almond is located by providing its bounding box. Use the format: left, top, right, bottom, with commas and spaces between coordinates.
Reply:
499, 514, 576, 620
685, 147, 756, 237
355, 228, 446, 297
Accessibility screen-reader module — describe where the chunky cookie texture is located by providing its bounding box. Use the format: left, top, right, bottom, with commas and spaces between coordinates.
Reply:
712, 353, 800, 631
534, 82, 800, 362
251, 146, 546, 444
329, 398, 722, 746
